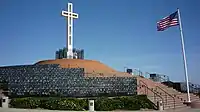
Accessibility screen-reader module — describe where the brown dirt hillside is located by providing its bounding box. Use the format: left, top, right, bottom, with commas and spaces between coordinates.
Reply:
36, 59, 133, 77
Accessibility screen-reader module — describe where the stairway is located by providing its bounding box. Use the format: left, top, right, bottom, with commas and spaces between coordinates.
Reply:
137, 76, 200, 110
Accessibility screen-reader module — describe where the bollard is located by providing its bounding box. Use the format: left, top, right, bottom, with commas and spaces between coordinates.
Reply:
89, 100, 94, 111
157, 100, 163, 111
2, 96, 9, 108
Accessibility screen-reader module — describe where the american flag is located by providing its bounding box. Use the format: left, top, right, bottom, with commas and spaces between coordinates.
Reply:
157, 11, 179, 31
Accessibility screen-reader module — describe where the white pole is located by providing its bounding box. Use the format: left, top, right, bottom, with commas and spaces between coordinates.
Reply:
124, 67, 128, 72
177, 8, 191, 102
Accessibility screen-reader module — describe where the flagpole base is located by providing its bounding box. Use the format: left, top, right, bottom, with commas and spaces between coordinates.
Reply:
184, 101, 192, 106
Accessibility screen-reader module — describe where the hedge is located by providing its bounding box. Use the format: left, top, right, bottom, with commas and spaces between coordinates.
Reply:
95, 95, 155, 111
10, 95, 155, 111
10, 97, 88, 111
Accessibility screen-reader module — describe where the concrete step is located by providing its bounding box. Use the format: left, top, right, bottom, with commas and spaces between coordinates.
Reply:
164, 106, 191, 111
173, 95, 199, 101
164, 100, 183, 104
176, 94, 199, 98
177, 97, 199, 102
148, 98, 184, 107
165, 102, 185, 106
164, 105, 189, 110
192, 99, 200, 101
137, 78, 199, 110
164, 105, 186, 110
175, 93, 199, 96
191, 99, 200, 103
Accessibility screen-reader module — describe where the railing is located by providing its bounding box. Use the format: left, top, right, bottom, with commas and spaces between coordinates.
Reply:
156, 86, 175, 109
84, 72, 118, 77
133, 68, 143, 76
138, 80, 164, 110
145, 72, 169, 82
139, 80, 148, 94
188, 83, 200, 94
155, 75, 169, 82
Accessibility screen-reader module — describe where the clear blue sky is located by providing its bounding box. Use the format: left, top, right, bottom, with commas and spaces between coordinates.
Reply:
0, 0, 199, 84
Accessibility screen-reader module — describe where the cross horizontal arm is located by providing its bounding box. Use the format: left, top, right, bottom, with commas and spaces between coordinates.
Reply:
61, 11, 78, 18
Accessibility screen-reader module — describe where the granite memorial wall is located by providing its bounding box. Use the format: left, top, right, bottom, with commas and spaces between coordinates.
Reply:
0, 64, 137, 97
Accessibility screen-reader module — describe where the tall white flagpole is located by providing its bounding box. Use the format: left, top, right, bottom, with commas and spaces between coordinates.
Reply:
177, 8, 191, 102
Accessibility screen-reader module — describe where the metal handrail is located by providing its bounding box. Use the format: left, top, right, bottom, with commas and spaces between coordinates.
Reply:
145, 72, 169, 82
157, 75, 170, 82
138, 80, 164, 110
156, 86, 175, 109
139, 80, 148, 94
188, 83, 200, 93
84, 72, 118, 77
133, 68, 143, 76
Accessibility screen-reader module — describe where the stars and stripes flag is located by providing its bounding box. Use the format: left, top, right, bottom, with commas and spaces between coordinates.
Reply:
157, 9, 191, 102
157, 11, 179, 31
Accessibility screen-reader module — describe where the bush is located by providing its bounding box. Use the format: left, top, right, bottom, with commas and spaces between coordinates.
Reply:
10, 97, 88, 110
95, 95, 155, 111
10, 97, 41, 109
94, 95, 155, 111
10, 95, 155, 111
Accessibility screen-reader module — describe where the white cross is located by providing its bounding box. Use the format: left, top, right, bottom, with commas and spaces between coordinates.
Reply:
61, 3, 79, 59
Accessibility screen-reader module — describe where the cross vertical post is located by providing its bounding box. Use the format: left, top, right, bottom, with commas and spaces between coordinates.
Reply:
61, 3, 79, 59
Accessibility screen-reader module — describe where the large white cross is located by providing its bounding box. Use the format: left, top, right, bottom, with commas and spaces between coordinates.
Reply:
61, 3, 78, 59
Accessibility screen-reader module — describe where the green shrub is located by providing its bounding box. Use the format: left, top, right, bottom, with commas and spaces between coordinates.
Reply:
94, 95, 155, 111
10, 95, 155, 111
10, 97, 88, 110
10, 97, 41, 109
